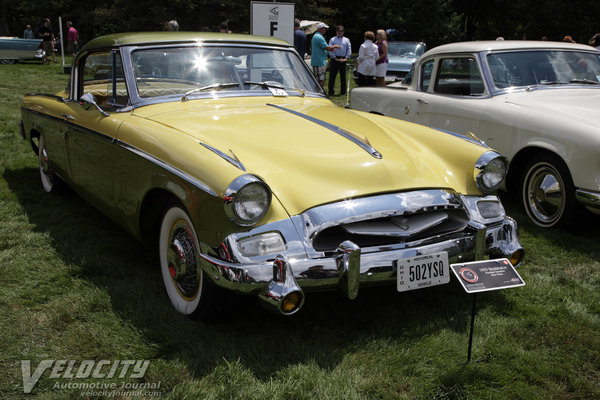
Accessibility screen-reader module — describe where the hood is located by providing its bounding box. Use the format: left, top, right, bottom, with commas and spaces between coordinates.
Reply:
388, 56, 417, 72
502, 87, 600, 127
134, 97, 484, 215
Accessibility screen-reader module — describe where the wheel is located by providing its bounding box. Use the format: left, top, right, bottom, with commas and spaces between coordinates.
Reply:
520, 154, 575, 228
0, 59, 17, 64
158, 204, 214, 316
38, 134, 61, 193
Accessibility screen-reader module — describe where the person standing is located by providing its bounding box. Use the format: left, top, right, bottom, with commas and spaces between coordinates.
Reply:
310, 22, 340, 87
375, 29, 389, 86
167, 20, 179, 31
66, 21, 79, 57
294, 19, 306, 58
327, 25, 352, 96
24, 25, 34, 39
356, 31, 378, 86
39, 18, 56, 64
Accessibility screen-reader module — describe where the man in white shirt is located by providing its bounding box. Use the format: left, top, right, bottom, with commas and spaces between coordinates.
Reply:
327, 25, 352, 96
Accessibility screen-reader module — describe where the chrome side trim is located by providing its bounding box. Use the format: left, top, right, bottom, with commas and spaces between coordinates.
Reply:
576, 189, 600, 209
116, 140, 218, 197
199, 141, 246, 171
266, 103, 383, 159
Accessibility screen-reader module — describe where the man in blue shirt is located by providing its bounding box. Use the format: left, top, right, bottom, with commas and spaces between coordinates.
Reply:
328, 25, 352, 96
310, 22, 340, 87
294, 19, 306, 58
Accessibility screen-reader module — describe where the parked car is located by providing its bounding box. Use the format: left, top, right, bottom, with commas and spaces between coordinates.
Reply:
386, 41, 426, 81
20, 32, 522, 317
0, 37, 45, 64
351, 40, 600, 228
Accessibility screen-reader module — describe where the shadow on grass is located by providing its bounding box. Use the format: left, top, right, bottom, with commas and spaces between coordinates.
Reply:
5, 166, 531, 379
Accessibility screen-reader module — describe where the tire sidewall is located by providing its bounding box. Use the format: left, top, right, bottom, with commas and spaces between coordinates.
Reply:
38, 135, 55, 193
159, 205, 203, 315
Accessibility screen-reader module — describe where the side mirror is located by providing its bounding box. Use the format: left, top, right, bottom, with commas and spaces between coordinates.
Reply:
80, 93, 109, 117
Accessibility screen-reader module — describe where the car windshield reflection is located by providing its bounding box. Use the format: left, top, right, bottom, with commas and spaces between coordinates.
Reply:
487, 50, 600, 89
131, 46, 323, 99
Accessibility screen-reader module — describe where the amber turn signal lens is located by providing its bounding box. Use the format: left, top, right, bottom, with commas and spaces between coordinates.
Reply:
509, 249, 524, 266
282, 291, 302, 313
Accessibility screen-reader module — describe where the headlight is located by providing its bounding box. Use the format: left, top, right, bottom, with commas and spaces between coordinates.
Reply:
225, 174, 272, 226
474, 151, 508, 194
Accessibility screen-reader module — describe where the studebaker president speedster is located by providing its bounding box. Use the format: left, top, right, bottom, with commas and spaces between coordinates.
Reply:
20, 32, 523, 316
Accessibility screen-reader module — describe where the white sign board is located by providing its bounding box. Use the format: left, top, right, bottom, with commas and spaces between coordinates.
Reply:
251, 2, 295, 45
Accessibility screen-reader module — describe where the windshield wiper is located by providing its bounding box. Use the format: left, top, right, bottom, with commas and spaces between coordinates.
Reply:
243, 81, 306, 97
181, 82, 240, 101
569, 78, 600, 85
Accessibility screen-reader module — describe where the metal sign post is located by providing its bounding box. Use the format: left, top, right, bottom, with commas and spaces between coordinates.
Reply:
451, 258, 526, 364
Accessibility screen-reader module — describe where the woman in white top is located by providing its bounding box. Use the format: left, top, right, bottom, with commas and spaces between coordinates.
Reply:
356, 31, 378, 86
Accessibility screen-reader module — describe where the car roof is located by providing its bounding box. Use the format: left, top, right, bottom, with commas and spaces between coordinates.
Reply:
80, 31, 292, 53
425, 40, 598, 56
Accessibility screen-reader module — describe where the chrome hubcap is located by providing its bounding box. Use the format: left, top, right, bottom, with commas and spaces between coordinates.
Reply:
166, 222, 199, 299
526, 164, 564, 224
41, 148, 50, 174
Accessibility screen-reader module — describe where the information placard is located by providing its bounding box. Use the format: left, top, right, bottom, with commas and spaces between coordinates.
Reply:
450, 258, 525, 293
251, 2, 295, 45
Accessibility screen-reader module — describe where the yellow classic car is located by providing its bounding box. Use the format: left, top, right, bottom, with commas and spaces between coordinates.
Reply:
20, 32, 523, 317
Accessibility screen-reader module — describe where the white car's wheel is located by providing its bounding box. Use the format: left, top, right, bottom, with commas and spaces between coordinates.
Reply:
38, 134, 61, 193
159, 204, 212, 315
521, 155, 575, 228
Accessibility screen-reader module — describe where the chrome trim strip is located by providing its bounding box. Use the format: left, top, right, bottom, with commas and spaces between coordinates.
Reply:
576, 189, 600, 209
266, 103, 383, 159
432, 127, 489, 148
116, 140, 218, 197
199, 141, 246, 171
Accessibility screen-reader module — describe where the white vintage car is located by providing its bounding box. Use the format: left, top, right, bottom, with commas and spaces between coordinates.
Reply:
351, 40, 600, 228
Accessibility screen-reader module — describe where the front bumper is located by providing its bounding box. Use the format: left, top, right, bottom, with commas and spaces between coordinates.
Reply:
199, 217, 522, 315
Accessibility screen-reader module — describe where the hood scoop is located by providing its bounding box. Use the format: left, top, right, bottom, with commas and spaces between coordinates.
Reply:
267, 103, 382, 159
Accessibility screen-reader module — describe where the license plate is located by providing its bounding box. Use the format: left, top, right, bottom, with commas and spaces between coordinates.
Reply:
396, 252, 450, 292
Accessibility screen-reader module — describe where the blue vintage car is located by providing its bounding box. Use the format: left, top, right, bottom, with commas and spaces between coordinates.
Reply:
386, 41, 426, 82
0, 37, 45, 64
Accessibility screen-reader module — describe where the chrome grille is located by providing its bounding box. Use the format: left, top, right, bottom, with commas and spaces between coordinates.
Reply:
312, 208, 469, 252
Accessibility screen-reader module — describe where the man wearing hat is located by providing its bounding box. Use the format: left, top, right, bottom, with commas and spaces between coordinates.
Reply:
310, 22, 340, 87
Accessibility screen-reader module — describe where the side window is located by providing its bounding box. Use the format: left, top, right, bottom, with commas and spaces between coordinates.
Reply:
420, 59, 434, 91
81, 51, 128, 110
434, 57, 484, 96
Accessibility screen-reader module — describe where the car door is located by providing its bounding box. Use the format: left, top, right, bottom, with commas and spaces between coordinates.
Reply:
64, 50, 129, 215
413, 55, 485, 137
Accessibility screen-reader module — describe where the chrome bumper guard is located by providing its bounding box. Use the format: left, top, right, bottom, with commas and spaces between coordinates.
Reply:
199, 217, 522, 315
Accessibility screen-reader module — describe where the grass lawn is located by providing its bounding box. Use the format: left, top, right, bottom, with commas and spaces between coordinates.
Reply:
1, 61, 599, 400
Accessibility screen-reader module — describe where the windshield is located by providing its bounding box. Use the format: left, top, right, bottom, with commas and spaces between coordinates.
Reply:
131, 45, 323, 99
387, 42, 426, 58
487, 50, 600, 88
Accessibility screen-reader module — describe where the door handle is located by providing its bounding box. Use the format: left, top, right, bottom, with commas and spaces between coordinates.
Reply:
417, 99, 428, 104
61, 113, 75, 120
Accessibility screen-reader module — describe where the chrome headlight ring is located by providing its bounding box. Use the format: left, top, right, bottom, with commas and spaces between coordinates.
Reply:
474, 151, 508, 194
224, 174, 272, 226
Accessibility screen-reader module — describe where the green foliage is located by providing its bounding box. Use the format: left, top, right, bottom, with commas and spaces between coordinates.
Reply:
2, 1, 600, 49
1, 60, 600, 400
